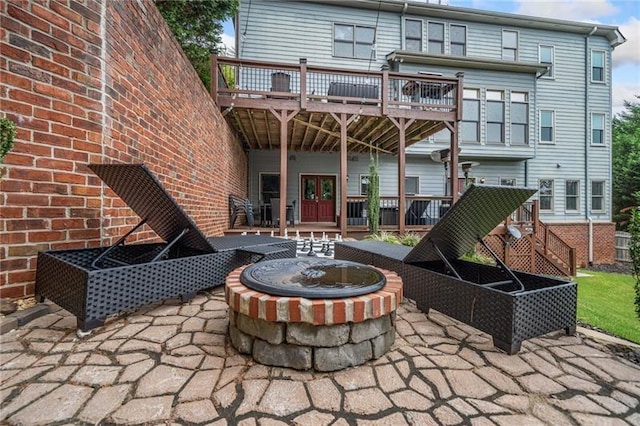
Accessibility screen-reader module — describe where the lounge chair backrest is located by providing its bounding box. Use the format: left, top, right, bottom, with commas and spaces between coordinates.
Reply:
403, 184, 536, 263
89, 164, 216, 253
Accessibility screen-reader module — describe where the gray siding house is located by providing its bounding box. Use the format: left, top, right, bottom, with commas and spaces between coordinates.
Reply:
217, 0, 625, 265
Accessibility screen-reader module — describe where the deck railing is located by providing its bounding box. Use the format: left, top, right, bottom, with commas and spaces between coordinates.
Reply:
212, 55, 462, 120
344, 195, 454, 228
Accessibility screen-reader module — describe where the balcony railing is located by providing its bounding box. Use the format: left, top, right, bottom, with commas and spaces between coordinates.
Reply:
344, 195, 454, 228
211, 56, 462, 120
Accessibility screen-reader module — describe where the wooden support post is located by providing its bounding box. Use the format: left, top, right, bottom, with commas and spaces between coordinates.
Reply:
389, 117, 414, 235
331, 112, 357, 237
450, 121, 459, 203
300, 58, 307, 110
270, 108, 299, 235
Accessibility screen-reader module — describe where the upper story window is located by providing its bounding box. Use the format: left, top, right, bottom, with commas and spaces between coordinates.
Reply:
539, 179, 554, 211
540, 110, 555, 143
334, 24, 376, 59
405, 176, 419, 195
565, 180, 579, 212
486, 90, 505, 144
450, 24, 467, 56
428, 22, 444, 54
502, 30, 518, 61
591, 50, 605, 82
539, 45, 554, 78
511, 92, 529, 145
462, 88, 480, 143
404, 19, 422, 51
592, 113, 605, 145
591, 180, 605, 212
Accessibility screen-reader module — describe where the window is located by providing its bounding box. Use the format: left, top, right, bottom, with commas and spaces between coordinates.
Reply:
500, 178, 517, 186
405, 19, 422, 51
405, 176, 419, 195
540, 110, 555, 143
450, 24, 466, 56
428, 22, 444, 54
591, 180, 605, 212
462, 88, 480, 142
511, 92, 529, 145
259, 173, 280, 204
360, 175, 370, 196
591, 50, 605, 82
539, 45, 554, 78
592, 113, 605, 144
334, 24, 375, 59
487, 90, 504, 143
539, 179, 554, 211
565, 180, 579, 211
502, 30, 518, 61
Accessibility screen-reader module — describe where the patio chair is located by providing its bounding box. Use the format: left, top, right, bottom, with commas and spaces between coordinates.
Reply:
335, 184, 577, 354
35, 163, 296, 333
405, 200, 431, 226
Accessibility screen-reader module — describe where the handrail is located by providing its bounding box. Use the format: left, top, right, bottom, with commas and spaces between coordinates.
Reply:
534, 221, 577, 276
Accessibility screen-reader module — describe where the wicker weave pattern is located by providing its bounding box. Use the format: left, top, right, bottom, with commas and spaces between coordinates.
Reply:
335, 240, 577, 354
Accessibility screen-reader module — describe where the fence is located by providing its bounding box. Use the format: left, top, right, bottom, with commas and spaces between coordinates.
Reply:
616, 231, 631, 262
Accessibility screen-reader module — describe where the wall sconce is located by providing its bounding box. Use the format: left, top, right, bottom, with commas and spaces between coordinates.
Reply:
556, 163, 561, 168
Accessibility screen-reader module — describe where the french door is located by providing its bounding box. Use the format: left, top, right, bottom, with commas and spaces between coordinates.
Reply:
300, 175, 336, 222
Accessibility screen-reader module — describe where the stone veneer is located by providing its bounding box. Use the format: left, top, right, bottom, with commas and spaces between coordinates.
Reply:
225, 265, 403, 371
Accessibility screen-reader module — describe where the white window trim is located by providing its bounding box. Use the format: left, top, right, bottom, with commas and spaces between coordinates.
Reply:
539, 109, 556, 144
590, 112, 606, 146
359, 174, 370, 196
426, 21, 446, 55
564, 180, 580, 213
590, 180, 606, 213
449, 23, 467, 56
590, 49, 606, 84
462, 88, 481, 143
404, 18, 423, 51
500, 177, 518, 186
539, 179, 554, 212
538, 44, 555, 79
502, 29, 519, 61
486, 90, 505, 144
405, 176, 420, 195
510, 91, 529, 145
333, 23, 376, 60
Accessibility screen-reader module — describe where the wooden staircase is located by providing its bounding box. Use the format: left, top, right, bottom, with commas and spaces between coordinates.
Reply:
483, 201, 577, 277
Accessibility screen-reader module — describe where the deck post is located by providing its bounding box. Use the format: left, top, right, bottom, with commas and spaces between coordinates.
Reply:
450, 121, 459, 203
389, 117, 413, 235
300, 58, 307, 110
270, 108, 299, 235
331, 112, 357, 237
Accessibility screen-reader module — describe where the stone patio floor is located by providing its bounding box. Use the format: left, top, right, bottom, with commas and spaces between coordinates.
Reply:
1, 289, 640, 425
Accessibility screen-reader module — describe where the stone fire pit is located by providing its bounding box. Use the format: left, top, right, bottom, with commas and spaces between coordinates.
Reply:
225, 259, 403, 371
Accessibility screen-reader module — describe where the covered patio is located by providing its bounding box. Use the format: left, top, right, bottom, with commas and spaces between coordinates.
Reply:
211, 55, 465, 236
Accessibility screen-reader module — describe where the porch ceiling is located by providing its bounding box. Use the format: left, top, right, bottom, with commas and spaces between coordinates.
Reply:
225, 108, 447, 155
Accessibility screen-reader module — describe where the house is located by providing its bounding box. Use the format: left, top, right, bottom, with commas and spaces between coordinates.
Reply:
215, 0, 625, 266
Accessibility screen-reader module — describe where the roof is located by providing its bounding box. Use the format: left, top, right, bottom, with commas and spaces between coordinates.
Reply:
305, 0, 626, 47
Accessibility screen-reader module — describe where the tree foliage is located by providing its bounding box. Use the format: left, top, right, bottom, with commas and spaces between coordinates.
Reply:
155, 0, 238, 90
367, 153, 380, 235
628, 207, 640, 319
612, 96, 640, 230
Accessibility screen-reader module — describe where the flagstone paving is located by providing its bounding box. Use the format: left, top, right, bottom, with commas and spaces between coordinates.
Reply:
1, 289, 639, 425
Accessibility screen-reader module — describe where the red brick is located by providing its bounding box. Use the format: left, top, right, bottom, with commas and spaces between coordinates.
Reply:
51, 75, 86, 95
71, 185, 100, 196
1, 206, 24, 218
1, 14, 29, 38
34, 107, 72, 125
32, 29, 69, 53
32, 182, 68, 194
32, 56, 69, 78
51, 123, 86, 139
1, 41, 31, 62
11, 89, 52, 108
0, 285, 27, 299
1, 233, 26, 245
51, 218, 85, 230
51, 196, 85, 207
3, 153, 34, 166
27, 207, 66, 218
36, 158, 74, 171
54, 147, 88, 162
73, 117, 101, 133
9, 168, 52, 182
0, 258, 28, 272
51, 99, 85, 116
6, 219, 48, 232
28, 230, 66, 242
5, 193, 49, 207
53, 172, 86, 184
3, 72, 33, 91
12, 142, 51, 157
73, 93, 102, 111
8, 270, 36, 284
49, 1, 83, 25
72, 139, 101, 153
71, 23, 101, 46
52, 52, 85, 72
51, 26, 86, 50
2, 99, 32, 115
34, 131, 71, 147
7, 3, 50, 33
70, 207, 100, 218
31, 3, 71, 31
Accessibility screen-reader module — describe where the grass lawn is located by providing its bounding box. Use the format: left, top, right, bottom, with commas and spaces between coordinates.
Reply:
576, 270, 640, 344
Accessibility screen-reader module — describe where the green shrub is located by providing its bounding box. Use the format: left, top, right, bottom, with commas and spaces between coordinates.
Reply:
364, 231, 400, 245
399, 232, 421, 247
461, 249, 496, 266
628, 206, 640, 319
0, 117, 16, 180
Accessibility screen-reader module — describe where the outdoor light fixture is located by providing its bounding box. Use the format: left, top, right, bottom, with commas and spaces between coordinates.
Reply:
459, 161, 479, 188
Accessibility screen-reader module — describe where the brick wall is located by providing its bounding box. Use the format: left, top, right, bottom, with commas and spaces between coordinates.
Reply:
0, 0, 247, 298
548, 222, 616, 267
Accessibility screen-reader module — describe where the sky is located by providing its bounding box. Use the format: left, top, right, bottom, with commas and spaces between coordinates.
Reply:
220, 0, 639, 115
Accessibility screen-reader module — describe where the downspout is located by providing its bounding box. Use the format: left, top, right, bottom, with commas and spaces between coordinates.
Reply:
585, 26, 597, 265
401, 2, 408, 50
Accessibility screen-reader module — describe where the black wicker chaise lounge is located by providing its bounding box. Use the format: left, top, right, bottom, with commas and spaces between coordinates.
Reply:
35, 164, 296, 333
335, 184, 577, 354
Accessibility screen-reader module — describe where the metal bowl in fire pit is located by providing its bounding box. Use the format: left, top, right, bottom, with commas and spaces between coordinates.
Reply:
240, 258, 386, 298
